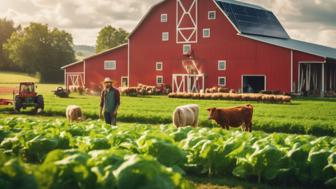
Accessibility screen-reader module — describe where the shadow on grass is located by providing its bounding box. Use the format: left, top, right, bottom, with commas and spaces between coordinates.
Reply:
293, 96, 336, 102
189, 175, 333, 189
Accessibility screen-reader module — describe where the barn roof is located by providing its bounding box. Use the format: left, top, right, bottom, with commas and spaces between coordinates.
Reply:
242, 34, 336, 60
61, 43, 128, 69
61, 60, 83, 69
217, 0, 265, 10
216, 0, 336, 60
215, 0, 290, 39
62, 0, 336, 70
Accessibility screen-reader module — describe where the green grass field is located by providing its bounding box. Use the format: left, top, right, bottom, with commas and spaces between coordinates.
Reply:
0, 72, 336, 189
0, 71, 335, 136
2, 90, 336, 136
0, 71, 39, 84
1, 73, 336, 136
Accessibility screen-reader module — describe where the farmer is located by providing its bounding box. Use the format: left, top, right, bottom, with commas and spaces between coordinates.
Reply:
99, 77, 120, 125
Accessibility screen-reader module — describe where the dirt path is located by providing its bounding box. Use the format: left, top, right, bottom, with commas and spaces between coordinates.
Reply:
0, 87, 16, 94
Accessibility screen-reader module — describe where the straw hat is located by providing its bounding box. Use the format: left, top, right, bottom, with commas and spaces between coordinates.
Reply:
103, 77, 113, 83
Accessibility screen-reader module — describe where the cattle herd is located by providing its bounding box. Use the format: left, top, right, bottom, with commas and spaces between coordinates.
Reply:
66, 103, 254, 132
173, 104, 253, 132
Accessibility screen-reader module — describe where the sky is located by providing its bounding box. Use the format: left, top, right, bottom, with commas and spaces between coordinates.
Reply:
0, 0, 335, 48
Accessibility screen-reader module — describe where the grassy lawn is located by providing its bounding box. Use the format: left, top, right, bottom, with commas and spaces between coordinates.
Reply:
1, 83, 336, 136
0, 71, 59, 99
0, 83, 61, 99
0, 71, 39, 84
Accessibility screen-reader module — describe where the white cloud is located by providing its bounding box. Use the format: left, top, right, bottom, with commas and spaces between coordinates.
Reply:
67, 28, 101, 46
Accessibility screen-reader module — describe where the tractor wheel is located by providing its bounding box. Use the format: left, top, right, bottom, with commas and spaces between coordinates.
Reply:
36, 95, 44, 112
14, 96, 22, 112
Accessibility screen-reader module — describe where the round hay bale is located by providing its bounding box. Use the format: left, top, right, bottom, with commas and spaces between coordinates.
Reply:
255, 94, 263, 101
214, 93, 222, 99
205, 93, 213, 99
192, 93, 200, 99
285, 96, 292, 103
220, 93, 229, 99
185, 93, 193, 98
210, 94, 216, 100
261, 95, 268, 102
268, 95, 276, 103
168, 93, 176, 98
217, 87, 229, 93
229, 89, 236, 94
210, 87, 217, 93
241, 94, 249, 101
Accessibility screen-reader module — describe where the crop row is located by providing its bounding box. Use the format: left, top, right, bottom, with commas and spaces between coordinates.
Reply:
0, 117, 335, 188
0, 150, 193, 189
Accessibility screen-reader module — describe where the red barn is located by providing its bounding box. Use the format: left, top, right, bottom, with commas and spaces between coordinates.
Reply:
62, 44, 128, 93
62, 0, 336, 96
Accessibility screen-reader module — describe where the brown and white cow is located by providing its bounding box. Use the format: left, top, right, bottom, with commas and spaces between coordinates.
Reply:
207, 104, 253, 132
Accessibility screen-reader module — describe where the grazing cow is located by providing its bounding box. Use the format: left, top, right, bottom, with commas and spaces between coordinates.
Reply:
207, 104, 253, 132
66, 105, 83, 122
173, 104, 199, 128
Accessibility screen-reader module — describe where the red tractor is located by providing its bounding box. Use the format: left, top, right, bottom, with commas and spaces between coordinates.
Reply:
14, 82, 44, 113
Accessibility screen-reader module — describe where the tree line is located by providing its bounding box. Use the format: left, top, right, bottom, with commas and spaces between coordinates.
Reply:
0, 18, 129, 83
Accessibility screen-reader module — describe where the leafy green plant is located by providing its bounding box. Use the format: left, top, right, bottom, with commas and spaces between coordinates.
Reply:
0, 117, 335, 188
114, 155, 194, 189
0, 155, 38, 189
36, 150, 98, 189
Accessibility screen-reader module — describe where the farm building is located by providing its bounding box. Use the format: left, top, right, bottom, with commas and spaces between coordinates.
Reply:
61, 0, 336, 96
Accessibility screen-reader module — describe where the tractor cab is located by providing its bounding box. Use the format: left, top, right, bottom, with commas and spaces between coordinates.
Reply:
14, 82, 44, 113
19, 82, 37, 97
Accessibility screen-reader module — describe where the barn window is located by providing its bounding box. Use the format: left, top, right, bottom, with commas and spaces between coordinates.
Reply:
161, 14, 168, 22
156, 62, 163, 71
218, 77, 226, 87
162, 32, 169, 41
203, 28, 210, 38
156, 76, 163, 85
183, 44, 191, 55
121, 77, 128, 87
104, 60, 116, 70
218, 60, 226, 70
208, 11, 216, 20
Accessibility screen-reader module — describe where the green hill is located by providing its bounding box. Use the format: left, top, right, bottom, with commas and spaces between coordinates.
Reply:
74, 45, 96, 60
0, 72, 39, 84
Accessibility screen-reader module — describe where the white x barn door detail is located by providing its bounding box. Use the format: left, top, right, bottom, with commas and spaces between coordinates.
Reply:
176, 0, 198, 44
172, 74, 204, 93
66, 72, 84, 88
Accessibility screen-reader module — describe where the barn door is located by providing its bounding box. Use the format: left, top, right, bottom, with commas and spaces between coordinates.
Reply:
172, 74, 204, 93
298, 63, 322, 96
176, 0, 198, 43
66, 73, 84, 89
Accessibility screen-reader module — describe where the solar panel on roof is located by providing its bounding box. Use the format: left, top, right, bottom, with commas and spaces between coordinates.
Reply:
216, 0, 290, 39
